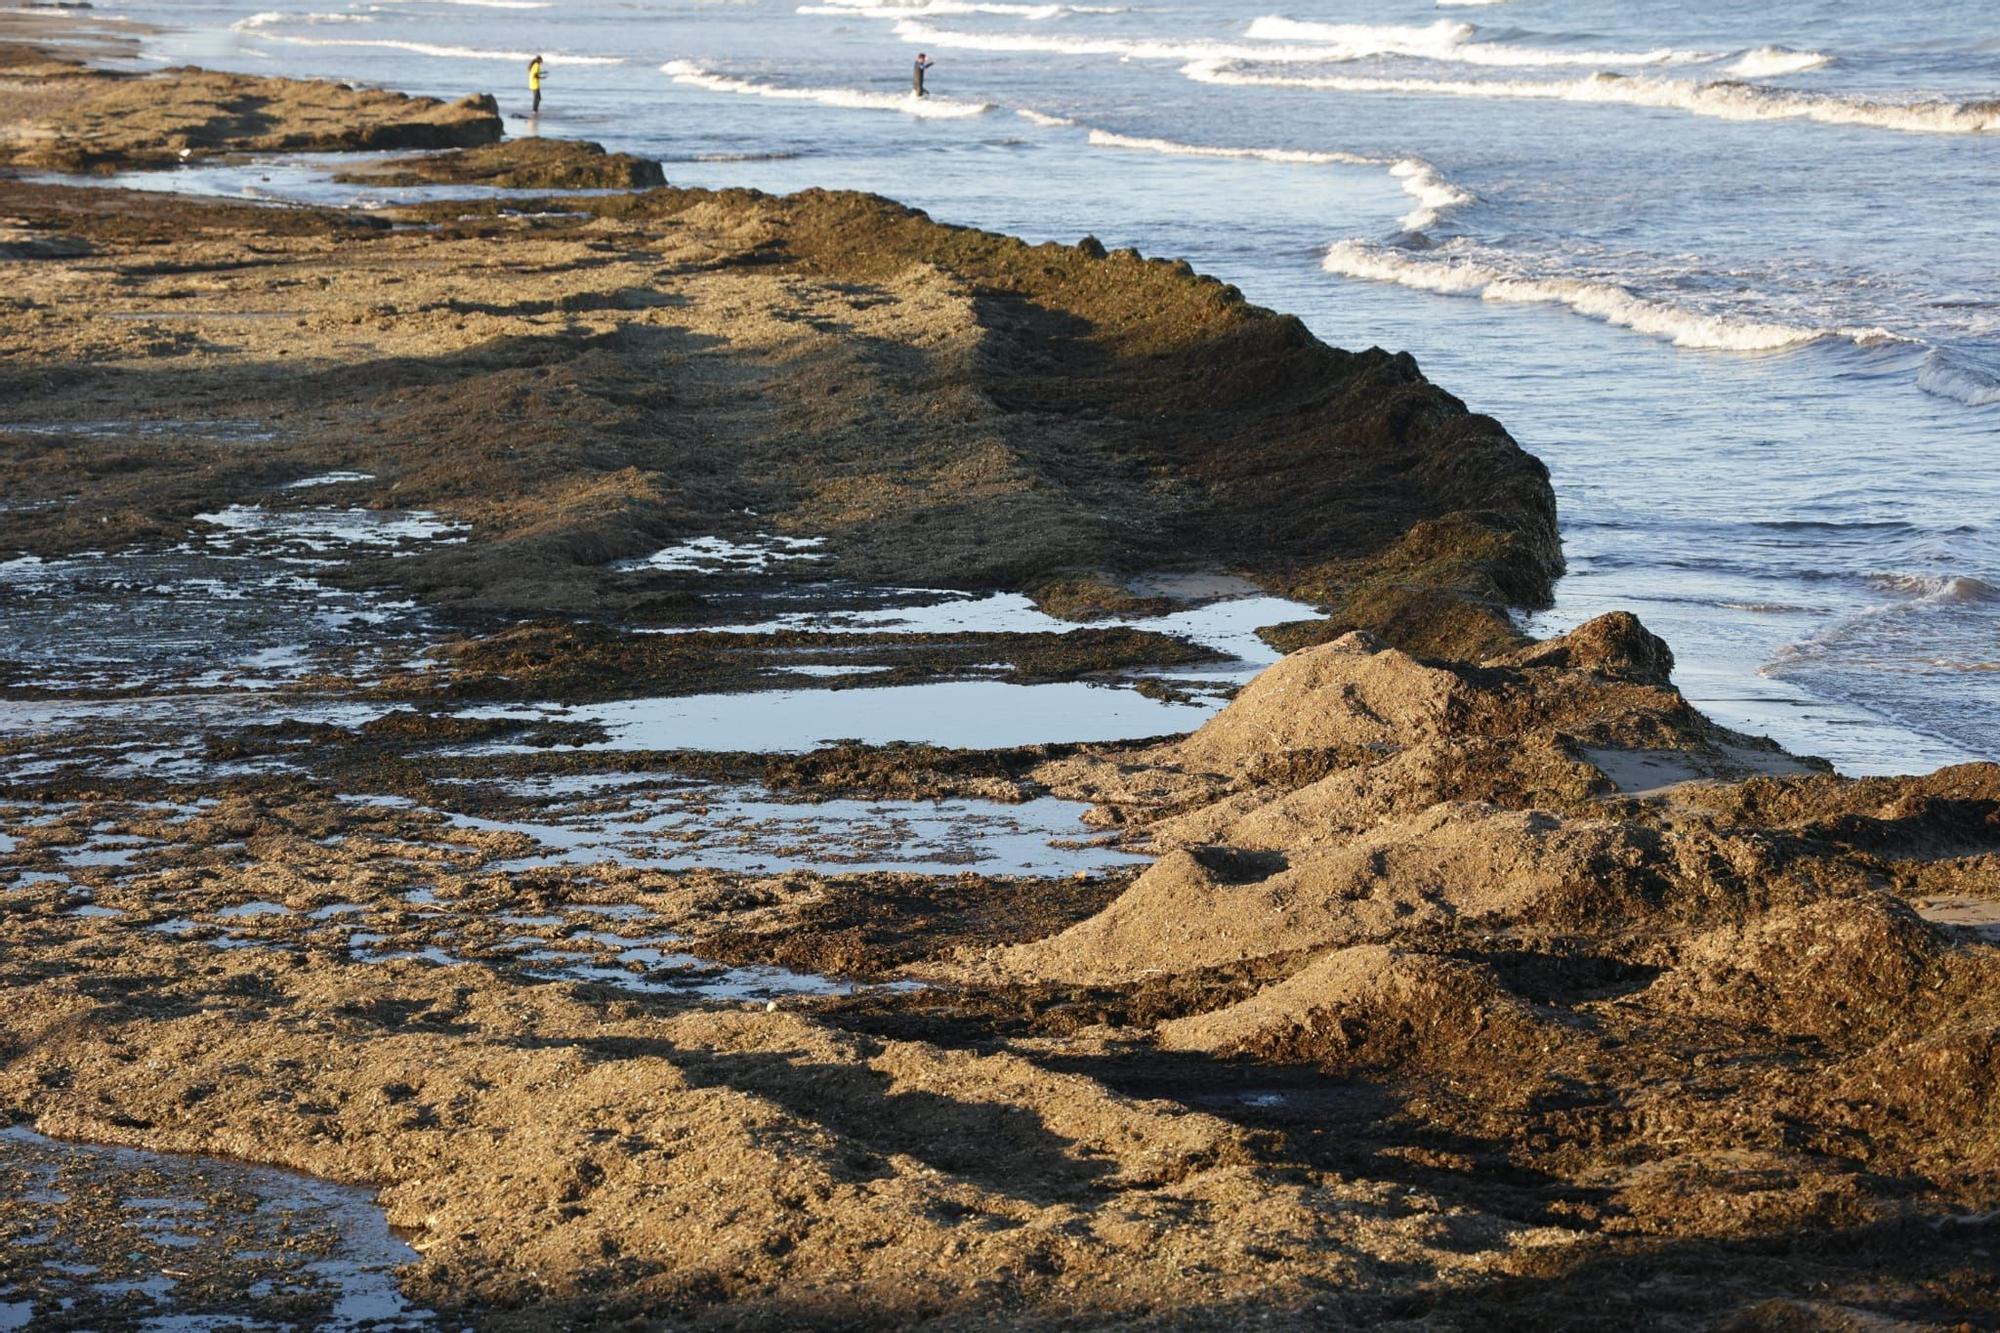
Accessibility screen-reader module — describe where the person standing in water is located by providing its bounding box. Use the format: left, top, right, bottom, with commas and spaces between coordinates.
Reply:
912, 52, 933, 98
528, 54, 544, 115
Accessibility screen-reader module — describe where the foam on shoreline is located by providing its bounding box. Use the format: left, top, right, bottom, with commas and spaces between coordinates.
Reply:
886, 15, 1708, 67
1182, 61, 2000, 135
1079, 130, 1471, 231
1320, 239, 1895, 351
662, 59, 993, 117
1243, 15, 1706, 67
250, 33, 626, 64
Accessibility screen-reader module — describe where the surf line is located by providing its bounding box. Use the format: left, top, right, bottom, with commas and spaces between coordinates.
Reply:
247, 33, 627, 64
1078, 127, 1474, 233
1179, 60, 2000, 137
661, 60, 993, 118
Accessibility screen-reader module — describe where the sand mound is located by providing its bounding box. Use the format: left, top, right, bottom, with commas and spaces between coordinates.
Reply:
1159, 944, 1562, 1074
1149, 734, 1607, 850
1091, 615, 1760, 797
1168, 630, 1465, 777
1647, 896, 1946, 1044
998, 803, 1870, 984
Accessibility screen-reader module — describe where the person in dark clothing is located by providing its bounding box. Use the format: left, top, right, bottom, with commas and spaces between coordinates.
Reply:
912, 52, 934, 98
528, 54, 544, 115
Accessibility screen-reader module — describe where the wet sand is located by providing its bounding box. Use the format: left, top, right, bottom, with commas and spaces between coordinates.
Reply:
4, 35, 2000, 1332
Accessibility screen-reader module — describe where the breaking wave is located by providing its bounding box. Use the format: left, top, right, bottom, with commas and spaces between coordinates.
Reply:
1077, 131, 1472, 231
661, 60, 993, 117
891, 16, 1705, 67
1242, 16, 1706, 67
1915, 351, 2000, 407
1182, 61, 2000, 135
253, 35, 625, 63
1724, 46, 1834, 77
889, 18, 1341, 61
801, 0, 1124, 16
1085, 129, 1376, 166
1388, 158, 1474, 230
231, 11, 372, 29
1017, 108, 1078, 126
1864, 573, 2000, 603
1318, 240, 1905, 351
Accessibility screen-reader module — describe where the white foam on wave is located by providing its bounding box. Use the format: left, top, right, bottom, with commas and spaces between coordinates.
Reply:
1079, 130, 1471, 230
1864, 573, 2000, 603
1085, 128, 1376, 166
1915, 351, 2000, 407
662, 60, 993, 118
1725, 46, 1834, 77
1388, 158, 1474, 229
1243, 16, 1704, 68
1183, 61, 2000, 135
891, 16, 1702, 67
801, 0, 1125, 17
890, 17, 1326, 62
1762, 572, 2000, 760
1017, 108, 1078, 126
1320, 239, 1871, 351
231, 11, 372, 30
254, 34, 625, 64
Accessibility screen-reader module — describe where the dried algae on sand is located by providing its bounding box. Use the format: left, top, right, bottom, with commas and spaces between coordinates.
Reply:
4, 46, 2000, 1333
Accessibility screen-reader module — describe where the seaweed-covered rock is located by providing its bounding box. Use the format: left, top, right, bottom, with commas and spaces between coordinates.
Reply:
333, 138, 665, 190
0, 65, 500, 172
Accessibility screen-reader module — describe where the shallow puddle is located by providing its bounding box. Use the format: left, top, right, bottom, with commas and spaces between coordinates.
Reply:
615, 533, 829, 574
282, 470, 377, 490
654, 587, 1317, 671
0, 533, 434, 694
196, 504, 467, 553
0, 418, 276, 444
0, 1126, 430, 1330
433, 777, 1150, 877
471, 678, 1217, 752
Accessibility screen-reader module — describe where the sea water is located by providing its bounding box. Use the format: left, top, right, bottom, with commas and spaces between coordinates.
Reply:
82, 0, 2000, 773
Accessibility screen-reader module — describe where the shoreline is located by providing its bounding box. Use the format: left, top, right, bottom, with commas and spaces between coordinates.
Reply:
4, 38, 2000, 1331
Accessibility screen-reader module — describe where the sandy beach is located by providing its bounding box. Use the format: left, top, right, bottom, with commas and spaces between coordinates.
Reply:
3, 16, 2000, 1330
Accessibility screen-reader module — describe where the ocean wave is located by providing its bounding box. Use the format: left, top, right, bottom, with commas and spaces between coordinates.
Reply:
666, 150, 805, 162
890, 16, 1705, 67
801, 0, 1125, 16
1864, 573, 2000, 603
254, 35, 625, 63
1077, 130, 1470, 230
372, 0, 551, 7
1724, 46, 1834, 77
1243, 16, 1706, 68
1320, 240, 1870, 351
888, 18, 1343, 61
1016, 108, 1078, 126
661, 60, 993, 118
1182, 61, 2000, 135
1915, 350, 2000, 407
1388, 158, 1474, 230
1763, 569, 2000, 741
231, 11, 372, 29
1085, 128, 1377, 166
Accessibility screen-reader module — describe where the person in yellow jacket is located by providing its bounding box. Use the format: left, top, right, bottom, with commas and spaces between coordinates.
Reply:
528, 54, 544, 115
